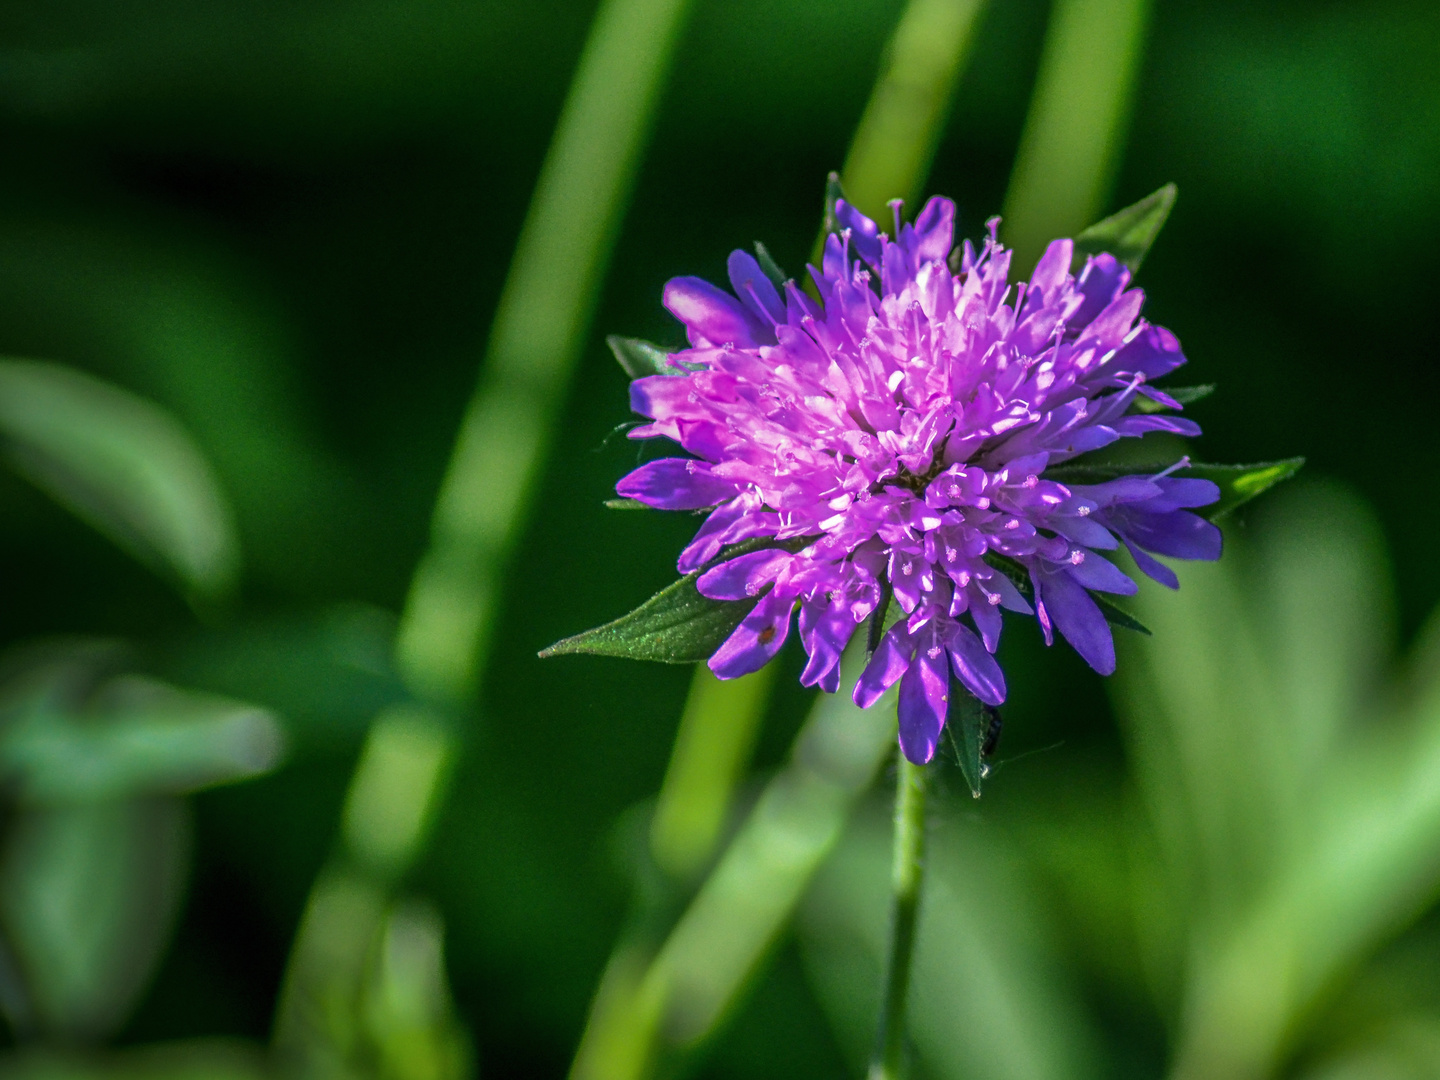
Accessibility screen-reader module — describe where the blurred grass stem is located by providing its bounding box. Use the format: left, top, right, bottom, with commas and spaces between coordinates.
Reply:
1001, 0, 1152, 270
276, 0, 694, 1064
868, 756, 929, 1080
651, 664, 775, 881
838, 0, 986, 223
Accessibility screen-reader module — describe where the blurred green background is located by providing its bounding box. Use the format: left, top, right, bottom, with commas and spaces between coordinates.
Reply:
0, 1, 1437, 1078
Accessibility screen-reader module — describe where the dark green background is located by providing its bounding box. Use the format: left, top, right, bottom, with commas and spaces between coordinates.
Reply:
0, 0, 1434, 1075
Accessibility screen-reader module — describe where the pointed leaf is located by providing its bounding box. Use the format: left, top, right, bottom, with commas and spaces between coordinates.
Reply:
1073, 183, 1178, 273
1132, 384, 1216, 413
0, 646, 285, 805
950, 686, 989, 798
865, 580, 894, 657
606, 335, 678, 380
539, 572, 756, 664
1183, 459, 1306, 520
604, 498, 651, 511
541, 537, 813, 664
1092, 594, 1152, 636
1044, 458, 1305, 521
754, 242, 789, 289
0, 359, 239, 603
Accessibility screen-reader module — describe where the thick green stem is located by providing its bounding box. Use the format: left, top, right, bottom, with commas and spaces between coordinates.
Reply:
868, 755, 930, 1080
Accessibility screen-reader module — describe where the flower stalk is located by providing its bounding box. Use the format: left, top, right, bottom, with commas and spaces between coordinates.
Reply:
869, 754, 930, 1080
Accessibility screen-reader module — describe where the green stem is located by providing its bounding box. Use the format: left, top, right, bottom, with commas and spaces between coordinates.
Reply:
868, 755, 930, 1080
1000, 0, 1153, 270
650, 664, 775, 882
274, 0, 694, 1062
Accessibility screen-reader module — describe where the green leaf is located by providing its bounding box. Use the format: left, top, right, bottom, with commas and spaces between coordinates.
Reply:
0, 646, 286, 805
603, 497, 651, 511
1092, 594, 1152, 636
606, 335, 678, 380
753, 242, 789, 289
1045, 458, 1306, 521
1132, 384, 1216, 413
1073, 182, 1178, 273
539, 572, 756, 664
950, 688, 990, 798
0, 359, 240, 603
1184, 459, 1306, 520
541, 537, 814, 664
865, 580, 894, 657
0, 799, 189, 1039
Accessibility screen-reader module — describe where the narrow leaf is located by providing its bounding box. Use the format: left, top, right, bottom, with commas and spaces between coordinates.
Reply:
1044, 458, 1306, 520
606, 335, 677, 380
0, 646, 286, 805
753, 242, 789, 289
604, 498, 651, 511
1073, 183, 1178, 273
0, 359, 239, 603
1184, 459, 1306, 520
865, 580, 894, 657
539, 573, 755, 664
1132, 384, 1216, 413
1092, 594, 1152, 636
949, 686, 989, 798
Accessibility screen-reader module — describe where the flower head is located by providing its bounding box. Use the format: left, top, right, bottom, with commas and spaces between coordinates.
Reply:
617, 196, 1220, 764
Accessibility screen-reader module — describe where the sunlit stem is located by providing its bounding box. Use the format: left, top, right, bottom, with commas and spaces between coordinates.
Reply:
275, 0, 695, 1060
868, 754, 930, 1080
812, 0, 989, 266
651, 664, 775, 881
1001, 0, 1153, 271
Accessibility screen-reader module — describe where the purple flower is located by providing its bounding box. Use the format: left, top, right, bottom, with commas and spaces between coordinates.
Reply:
616, 197, 1220, 764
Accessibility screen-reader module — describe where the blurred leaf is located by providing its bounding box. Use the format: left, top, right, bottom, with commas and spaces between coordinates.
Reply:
607, 336, 677, 380
0, 1039, 269, 1080
539, 571, 755, 664
155, 604, 406, 755
1300, 1017, 1440, 1080
363, 900, 472, 1080
1132, 384, 1216, 413
1072, 183, 1178, 273
274, 875, 469, 1080
0, 359, 239, 603
753, 242, 789, 288
604, 498, 651, 511
0, 798, 189, 1041
0, 643, 284, 805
